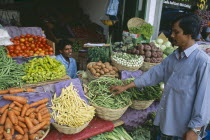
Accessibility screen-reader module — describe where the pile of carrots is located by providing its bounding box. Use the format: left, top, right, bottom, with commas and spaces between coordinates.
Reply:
0, 95, 50, 140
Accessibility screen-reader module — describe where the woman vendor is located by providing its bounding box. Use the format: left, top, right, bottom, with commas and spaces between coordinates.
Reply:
56, 39, 78, 79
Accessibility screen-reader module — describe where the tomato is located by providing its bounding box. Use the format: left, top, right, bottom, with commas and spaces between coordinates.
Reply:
28, 52, 34, 57
27, 47, 32, 50
21, 45, 26, 50
11, 53, 17, 57
49, 51, 54, 55
15, 45, 21, 51
10, 39, 14, 42
33, 48, 38, 52
7, 45, 14, 50
14, 37, 20, 40
45, 51, 49, 55
25, 44, 30, 47
20, 35, 25, 38
25, 34, 31, 38
9, 49, 14, 53
28, 37, 33, 42
25, 38, 28, 41
20, 38, 25, 42
49, 47, 53, 52
31, 44, 35, 48
14, 50, 20, 54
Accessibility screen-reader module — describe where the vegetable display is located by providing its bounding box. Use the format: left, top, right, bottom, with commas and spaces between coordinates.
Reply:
51, 83, 95, 127
87, 77, 131, 109
0, 47, 25, 90
124, 78, 162, 100
87, 61, 119, 78
90, 126, 133, 140
0, 96, 50, 140
111, 52, 144, 67
22, 55, 66, 83
7, 34, 54, 57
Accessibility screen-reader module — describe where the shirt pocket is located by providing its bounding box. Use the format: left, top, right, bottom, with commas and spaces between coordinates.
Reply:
168, 75, 191, 93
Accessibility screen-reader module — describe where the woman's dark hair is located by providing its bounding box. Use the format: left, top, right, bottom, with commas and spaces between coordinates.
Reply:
172, 14, 201, 39
57, 39, 73, 51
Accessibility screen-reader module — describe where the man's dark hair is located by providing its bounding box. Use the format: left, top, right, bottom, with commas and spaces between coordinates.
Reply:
172, 14, 201, 39
57, 39, 73, 51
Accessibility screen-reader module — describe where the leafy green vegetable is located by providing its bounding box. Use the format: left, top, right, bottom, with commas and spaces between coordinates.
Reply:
88, 46, 110, 62
129, 23, 154, 40
129, 126, 150, 140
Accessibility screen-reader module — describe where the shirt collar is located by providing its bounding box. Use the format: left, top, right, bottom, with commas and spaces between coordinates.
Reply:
174, 43, 198, 59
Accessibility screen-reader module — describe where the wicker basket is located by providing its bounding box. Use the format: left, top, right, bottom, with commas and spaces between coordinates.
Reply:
140, 62, 160, 72
127, 17, 146, 29
52, 120, 91, 135
86, 62, 118, 80
91, 102, 131, 121
111, 58, 143, 71
130, 100, 154, 110
39, 126, 50, 140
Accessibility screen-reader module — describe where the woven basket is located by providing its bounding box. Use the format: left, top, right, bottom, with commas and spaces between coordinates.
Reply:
87, 62, 118, 80
111, 58, 143, 71
130, 100, 154, 110
39, 126, 50, 140
52, 120, 91, 135
140, 62, 160, 72
91, 102, 131, 121
127, 17, 146, 29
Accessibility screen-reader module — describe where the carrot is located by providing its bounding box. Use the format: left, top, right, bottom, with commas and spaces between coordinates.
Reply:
13, 109, 20, 116
29, 98, 48, 108
0, 126, 4, 134
41, 125, 50, 130
37, 113, 42, 122
22, 133, 29, 140
31, 119, 39, 126
36, 130, 45, 138
11, 127, 14, 135
0, 109, 8, 125
26, 108, 35, 116
21, 104, 29, 117
29, 121, 46, 134
26, 88, 35, 93
29, 133, 39, 140
9, 88, 24, 94
17, 116, 25, 122
8, 109, 18, 125
29, 113, 35, 119
3, 95, 27, 105
40, 109, 49, 115
35, 104, 46, 113
13, 107, 21, 112
23, 127, 28, 133
39, 107, 48, 114
42, 113, 50, 119
18, 121, 26, 128
0, 89, 9, 95
25, 117, 34, 129
3, 130, 12, 140
0, 104, 9, 115
15, 134, 23, 140
13, 101, 23, 108
14, 125, 24, 135
8, 103, 15, 108
4, 118, 12, 134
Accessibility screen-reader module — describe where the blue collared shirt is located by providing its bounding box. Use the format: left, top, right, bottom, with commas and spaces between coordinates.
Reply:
134, 44, 210, 137
56, 54, 77, 79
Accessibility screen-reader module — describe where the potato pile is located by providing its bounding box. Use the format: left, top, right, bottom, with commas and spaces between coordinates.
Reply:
127, 43, 163, 63
87, 61, 119, 77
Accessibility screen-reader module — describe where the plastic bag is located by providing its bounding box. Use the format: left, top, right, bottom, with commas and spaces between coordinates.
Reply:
0, 24, 13, 45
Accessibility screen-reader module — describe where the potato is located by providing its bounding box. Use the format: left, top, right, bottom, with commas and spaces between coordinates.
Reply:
100, 71, 105, 75
95, 73, 100, 77
101, 64, 106, 68
87, 64, 93, 69
103, 68, 109, 73
112, 66, 118, 72
107, 66, 113, 71
96, 62, 102, 66
93, 65, 100, 69
110, 70, 116, 75
105, 72, 110, 75
96, 69, 100, 73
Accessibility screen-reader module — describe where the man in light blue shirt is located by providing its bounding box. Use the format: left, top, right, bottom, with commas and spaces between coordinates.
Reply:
110, 15, 210, 139
56, 39, 77, 79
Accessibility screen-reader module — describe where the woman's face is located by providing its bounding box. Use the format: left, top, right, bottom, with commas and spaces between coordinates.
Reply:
171, 21, 190, 48
60, 45, 72, 58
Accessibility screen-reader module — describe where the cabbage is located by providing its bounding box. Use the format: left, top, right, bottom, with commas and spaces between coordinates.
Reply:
156, 38, 163, 45
160, 45, 166, 51
163, 41, 171, 47
164, 47, 174, 55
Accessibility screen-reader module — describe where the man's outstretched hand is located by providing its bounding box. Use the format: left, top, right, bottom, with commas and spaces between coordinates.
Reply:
109, 85, 127, 95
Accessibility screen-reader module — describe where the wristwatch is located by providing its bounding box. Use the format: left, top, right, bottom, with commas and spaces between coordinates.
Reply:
191, 128, 201, 135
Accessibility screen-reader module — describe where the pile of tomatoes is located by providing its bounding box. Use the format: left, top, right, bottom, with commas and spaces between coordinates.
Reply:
7, 34, 54, 57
